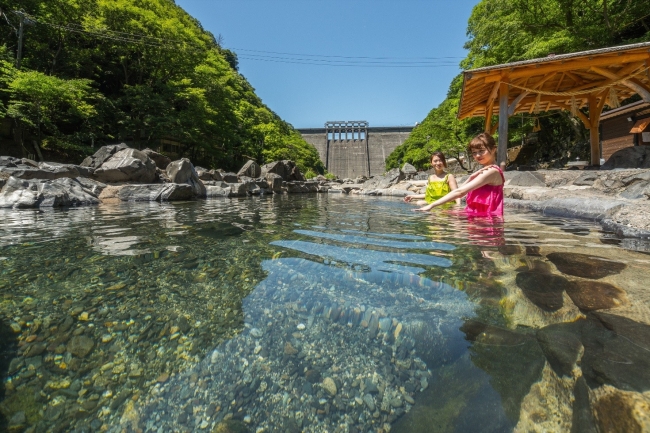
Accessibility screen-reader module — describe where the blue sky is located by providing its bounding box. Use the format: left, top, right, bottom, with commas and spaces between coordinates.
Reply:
175, 0, 479, 128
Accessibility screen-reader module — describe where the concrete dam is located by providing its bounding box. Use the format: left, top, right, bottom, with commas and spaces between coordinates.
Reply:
297, 121, 413, 179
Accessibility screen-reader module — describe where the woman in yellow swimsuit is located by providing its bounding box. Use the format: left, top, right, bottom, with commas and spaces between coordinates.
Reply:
403, 151, 461, 206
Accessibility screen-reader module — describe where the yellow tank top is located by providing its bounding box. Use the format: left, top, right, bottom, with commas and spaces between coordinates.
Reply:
424, 174, 451, 204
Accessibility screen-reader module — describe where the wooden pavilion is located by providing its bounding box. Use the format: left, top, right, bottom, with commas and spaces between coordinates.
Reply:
457, 42, 650, 166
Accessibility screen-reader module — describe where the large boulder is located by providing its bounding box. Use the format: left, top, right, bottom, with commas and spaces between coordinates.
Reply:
80, 143, 129, 168
0, 163, 80, 180
402, 163, 417, 177
0, 156, 20, 167
602, 146, 650, 169
361, 168, 405, 191
0, 176, 100, 208
98, 184, 194, 203
195, 166, 213, 181
260, 160, 305, 182
93, 148, 157, 183
142, 148, 172, 170
166, 158, 206, 197
237, 160, 262, 178
265, 173, 283, 192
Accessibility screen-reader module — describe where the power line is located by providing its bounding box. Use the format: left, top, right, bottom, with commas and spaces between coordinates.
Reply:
12, 12, 465, 68
230, 47, 465, 61
238, 56, 461, 68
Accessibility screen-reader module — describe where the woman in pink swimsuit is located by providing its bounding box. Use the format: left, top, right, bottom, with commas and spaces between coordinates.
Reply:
415, 132, 504, 216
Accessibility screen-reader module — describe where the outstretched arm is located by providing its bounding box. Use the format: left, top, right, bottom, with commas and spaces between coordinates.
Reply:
415, 168, 499, 212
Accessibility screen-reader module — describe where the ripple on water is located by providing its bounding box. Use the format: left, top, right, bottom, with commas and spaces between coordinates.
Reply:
1, 197, 650, 433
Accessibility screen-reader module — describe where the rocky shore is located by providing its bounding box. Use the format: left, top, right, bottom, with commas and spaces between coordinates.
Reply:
2, 145, 650, 240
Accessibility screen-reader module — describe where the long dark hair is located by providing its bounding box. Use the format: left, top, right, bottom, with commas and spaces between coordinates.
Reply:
431, 151, 447, 168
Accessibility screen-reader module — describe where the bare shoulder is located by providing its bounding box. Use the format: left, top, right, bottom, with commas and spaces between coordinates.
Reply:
484, 166, 503, 184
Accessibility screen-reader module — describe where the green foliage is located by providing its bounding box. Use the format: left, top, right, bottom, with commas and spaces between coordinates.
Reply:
388, 0, 650, 169
0, 0, 323, 172
0, 57, 100, 151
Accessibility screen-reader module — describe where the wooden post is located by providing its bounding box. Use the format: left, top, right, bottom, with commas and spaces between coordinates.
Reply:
497, 82, 509, 167
588, 93, 603, 166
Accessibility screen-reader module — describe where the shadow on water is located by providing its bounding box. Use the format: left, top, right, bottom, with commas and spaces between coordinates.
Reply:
0, 317, 18, 432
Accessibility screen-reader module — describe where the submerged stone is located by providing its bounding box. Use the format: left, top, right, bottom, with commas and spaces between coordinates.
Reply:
515, 271, 571, 311
460, 320, 530, 347
566, 280, 628, 312
536, 325, 584, 377
547, 252, 626, 279
571, 376, 597, 433
213, 419, 249, 433
593, 390, 650, 433
66, 335, 94, 358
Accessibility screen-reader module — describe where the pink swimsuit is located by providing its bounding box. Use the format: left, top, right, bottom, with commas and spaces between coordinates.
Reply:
465, 165, 504, 216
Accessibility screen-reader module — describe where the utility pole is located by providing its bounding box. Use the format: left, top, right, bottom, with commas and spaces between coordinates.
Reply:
15, 10, 25, 69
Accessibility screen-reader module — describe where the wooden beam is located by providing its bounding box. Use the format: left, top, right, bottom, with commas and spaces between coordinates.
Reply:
478, 53, 650, 82
590, 66, 650, 102
508, 91, 529, 116
497, 82, 509, 167
564, 71, 584, 85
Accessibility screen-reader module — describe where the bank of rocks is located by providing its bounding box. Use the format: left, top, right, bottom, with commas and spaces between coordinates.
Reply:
340, 164, 650, 240
0, 146, 341, 209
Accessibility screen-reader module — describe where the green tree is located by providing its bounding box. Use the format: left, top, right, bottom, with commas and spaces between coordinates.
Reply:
388, 0, 650, 170
1, 58, 99, 159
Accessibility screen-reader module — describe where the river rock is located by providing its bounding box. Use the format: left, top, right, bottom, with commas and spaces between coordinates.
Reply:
166, 158, 206, 197
205, 185, 231, 197
401, 163, 417, 177
601, 145, 650, 169
195, 166, 213, 181
322, 377, 337, 396
94, 148, 157, 183
67, 335, 94, 358
593, 389, 650, 433
566, 280, 628, 312
265, 173, 283, 192
547, 252, 626, 279
515, 270, 572, 311
210, 169, 223, 181
142, 148, 171, 170
361, 168, 405, 191
0, 162, 80, 180
260, 160, 305, 182
80, 143, 129, 168
506, 171, 546, 187
74, 177, 107, 197
98, 184, 193, 202
571, 376, 598, 433
0, 176, 100, 208
536, 325, 584, 377
237, 160, 261, 178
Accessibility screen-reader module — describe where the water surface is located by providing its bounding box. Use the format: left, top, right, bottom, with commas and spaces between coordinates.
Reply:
1, 194, 649, 433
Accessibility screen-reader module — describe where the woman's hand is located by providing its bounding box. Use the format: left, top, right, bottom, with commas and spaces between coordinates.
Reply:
413, 205, 432, 212
403, 195, 414, 202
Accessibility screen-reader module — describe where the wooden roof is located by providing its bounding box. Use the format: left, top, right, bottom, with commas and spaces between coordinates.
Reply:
458, 42, 650, 123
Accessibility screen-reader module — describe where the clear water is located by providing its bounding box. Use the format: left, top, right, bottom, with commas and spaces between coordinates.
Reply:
1, 194, 649, 433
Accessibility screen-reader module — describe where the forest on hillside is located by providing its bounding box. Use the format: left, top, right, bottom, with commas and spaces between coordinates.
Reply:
387, 0, 650, 171
0, 0, 325, 174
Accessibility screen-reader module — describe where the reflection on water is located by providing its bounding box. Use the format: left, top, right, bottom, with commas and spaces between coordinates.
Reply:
0, 194, 649, 432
